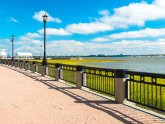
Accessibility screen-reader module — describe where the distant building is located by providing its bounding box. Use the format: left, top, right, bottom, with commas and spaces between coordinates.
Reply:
16, 52, 33, 58
0, 49, 7, 58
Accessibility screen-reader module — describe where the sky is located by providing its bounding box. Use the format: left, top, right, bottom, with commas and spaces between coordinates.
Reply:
0, 0, 165, 56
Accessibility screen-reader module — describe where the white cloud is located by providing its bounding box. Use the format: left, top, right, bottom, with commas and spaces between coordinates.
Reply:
110, 40, 165, 55
19, 36, 31, 41
99, 10, 110, 16
38, 28, 71, 36
45, 39, 165, 56
99, 0, 165, 28
9, 17, 19, 23
0, 38, 41, 55
19, 32, 41, 42
109, 28, 165, 39
33, 10, 62, 23
18, 32, 42, 46
25, 32, 41, 38
66, 22, 112, 34
15, 45, 40, 54
65, 0, 165, 34
0, 39, 11, 49
0, 38, 10, 43
158, 38, 165, 42
3, 38, 165, 55
91, 37, 109, 42
92, 28, 165, 41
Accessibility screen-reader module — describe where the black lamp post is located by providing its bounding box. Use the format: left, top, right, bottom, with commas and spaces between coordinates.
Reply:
42, 13, 48, 66
11, 35, 14, 61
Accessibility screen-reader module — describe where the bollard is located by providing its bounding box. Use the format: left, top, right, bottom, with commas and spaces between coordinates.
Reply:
32, 62, 36, 73
42, 66, 46, 76
114, 69, 127, 103
25, 61, 28, 71
76, 66, 83, 89
19, 60, 22, 69
46, 66, 48, 75
36, 63, 38, 73
55, 63, 60, 81
11, 60, 13, 66
23, 61, 25, 69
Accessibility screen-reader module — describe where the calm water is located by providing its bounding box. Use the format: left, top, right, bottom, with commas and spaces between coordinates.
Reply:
82, 57, 165, 74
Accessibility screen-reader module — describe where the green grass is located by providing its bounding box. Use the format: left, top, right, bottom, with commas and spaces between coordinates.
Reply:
127, 75, 165, 113
37, 64, 43, 74
62, 69, 76, 84
85, 69, 115, 96
47, 64, 55, 78
30, 59, 122, 65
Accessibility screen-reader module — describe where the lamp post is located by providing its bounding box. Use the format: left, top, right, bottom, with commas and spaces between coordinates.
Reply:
42, 13, 48, 66
11, 35, 14, 61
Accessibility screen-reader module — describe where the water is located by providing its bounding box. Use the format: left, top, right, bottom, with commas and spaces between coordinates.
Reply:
81, 56, 165, 74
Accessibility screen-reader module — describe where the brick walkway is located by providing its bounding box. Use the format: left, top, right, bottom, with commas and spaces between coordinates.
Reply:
0, 65, 164, 124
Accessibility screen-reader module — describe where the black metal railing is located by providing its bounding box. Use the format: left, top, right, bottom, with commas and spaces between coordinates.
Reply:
29, 63, 34, 72
47, 64, 55, 78
1, 59, 165, 113
36, 63, 43, 74
19, 61, 22, 68
126, 71, 165, 112
14, 61, 18, 68
24, 62, 28, 70
83, 66, 115, 96
59, 64, 76, 84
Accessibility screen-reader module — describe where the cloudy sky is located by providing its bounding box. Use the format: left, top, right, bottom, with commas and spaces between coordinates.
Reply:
0, 0, 165, 56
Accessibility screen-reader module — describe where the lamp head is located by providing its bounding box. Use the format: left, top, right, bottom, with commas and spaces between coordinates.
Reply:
43, 13, 48, 22
11, 35, 14, 42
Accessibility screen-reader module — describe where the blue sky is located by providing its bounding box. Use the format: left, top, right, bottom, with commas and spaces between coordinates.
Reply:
0, 0, 165, 56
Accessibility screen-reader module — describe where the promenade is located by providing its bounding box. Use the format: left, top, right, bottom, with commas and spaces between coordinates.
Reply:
0, 65, 164, 124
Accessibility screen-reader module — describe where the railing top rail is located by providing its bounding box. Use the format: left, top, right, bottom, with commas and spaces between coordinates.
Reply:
126, 70, 165, 78
47, 63, 55, 65
83, 66, 116, 72
1, 59, 165, 78
60, 64, 77, 68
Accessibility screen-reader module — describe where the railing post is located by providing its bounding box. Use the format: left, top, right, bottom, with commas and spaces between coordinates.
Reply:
9, 60, 11, 66
5, 60, 7, 65
32, 62, 36, 73
7, 60, 9, 66
42, 66, 46, 76
25, 61, 28, 71
15, 60, 17, 68
25, 61, 27, 70
55, 63, 60, 81
36, 63, 38, 73
23, 61, 25, 69
17, 60, 19, 68
3, 60, 5, 65
11, 60, 13, 67
115, 69, 127, 103
28, 62, 30, 70
46, 66, 48, 75
76, 66, 83, 89
19, 60, 22, 69
15, 60, 16, 67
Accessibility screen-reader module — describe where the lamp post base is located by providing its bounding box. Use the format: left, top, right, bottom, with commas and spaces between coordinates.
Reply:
42, 58, 47, 66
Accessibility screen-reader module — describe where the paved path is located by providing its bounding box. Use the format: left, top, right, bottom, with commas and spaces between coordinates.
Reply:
0, 65, 164, 124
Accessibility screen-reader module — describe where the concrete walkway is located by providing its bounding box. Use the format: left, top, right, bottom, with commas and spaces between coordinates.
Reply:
0, 65, 164, 124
